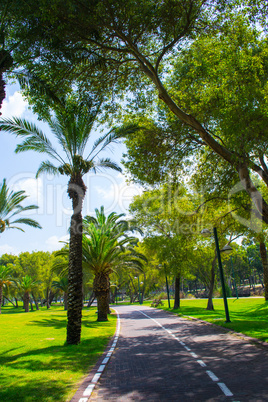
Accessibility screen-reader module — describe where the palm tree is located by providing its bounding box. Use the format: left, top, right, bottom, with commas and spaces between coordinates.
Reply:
83, 206, 145, 321
0, 264, 12, 313
52, 276, 68, 310
0, 95, 136, 343
17, 275, 39, 312
0, 178, 41, 234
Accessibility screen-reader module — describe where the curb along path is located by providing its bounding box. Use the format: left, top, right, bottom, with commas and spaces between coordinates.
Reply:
71, 309, 120, 402
72, 305, 268, 401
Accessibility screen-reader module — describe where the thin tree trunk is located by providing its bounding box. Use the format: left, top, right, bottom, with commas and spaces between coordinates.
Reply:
24, 291, 30, 312
66, 175, 86, 344
32, 292, 39, 310
259, 241, 268, 300
87, 291, 95, 307
49, 290, 55, 306
4, 296, 15, 307
173, 275, 180, 309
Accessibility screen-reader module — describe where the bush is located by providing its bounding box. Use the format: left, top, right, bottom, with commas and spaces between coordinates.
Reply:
219, 285, 232, 298
185, 293, 196, 299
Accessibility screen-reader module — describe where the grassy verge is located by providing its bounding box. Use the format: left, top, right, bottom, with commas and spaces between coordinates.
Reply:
0, 304, 116, 402
144, 297, 268, 343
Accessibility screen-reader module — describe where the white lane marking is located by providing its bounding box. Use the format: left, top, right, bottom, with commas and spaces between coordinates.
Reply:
206, 370, 219, 382
197, 360, 207, 367
137, 309, 235, 399
190, 352, 198, 359
217, 382, 234, 396
81, 308, 120, 400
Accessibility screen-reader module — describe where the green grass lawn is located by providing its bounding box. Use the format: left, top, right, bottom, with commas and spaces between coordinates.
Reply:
145, 297, 268, 343
0, 304, 116, 402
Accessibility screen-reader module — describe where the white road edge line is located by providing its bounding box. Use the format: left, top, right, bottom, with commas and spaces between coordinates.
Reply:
217, 382, 234, 397
137, 309, 235, 399
79, 308, 120, 402
206, 370, 219, 382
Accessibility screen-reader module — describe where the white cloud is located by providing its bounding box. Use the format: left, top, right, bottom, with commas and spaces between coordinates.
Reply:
12, 177, 43, 205
1, 91, 28, 118
0, 244, 19, 256
45, 235, 69, 251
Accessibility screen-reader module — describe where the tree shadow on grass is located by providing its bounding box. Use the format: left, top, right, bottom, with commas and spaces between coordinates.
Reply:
0, 376, 71, 402
0, 334, 112, 401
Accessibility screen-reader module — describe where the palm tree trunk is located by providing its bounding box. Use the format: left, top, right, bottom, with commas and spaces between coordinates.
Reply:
66, 174, 86, 344
94, 272, 110, 321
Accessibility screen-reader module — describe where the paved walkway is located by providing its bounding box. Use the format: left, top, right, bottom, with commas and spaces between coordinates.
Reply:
71, 305, 268, 402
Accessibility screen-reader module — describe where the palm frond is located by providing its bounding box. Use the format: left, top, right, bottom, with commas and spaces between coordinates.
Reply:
94, 158, 122, 173
0, 117, 64, 163
36, 161, 59, 178
10, 218, 42, 229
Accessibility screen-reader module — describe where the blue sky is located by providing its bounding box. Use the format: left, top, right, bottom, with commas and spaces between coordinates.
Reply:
0, 83, 142, 256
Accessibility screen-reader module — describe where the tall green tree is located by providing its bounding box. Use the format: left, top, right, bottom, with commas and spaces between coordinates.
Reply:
0, 95, 123, 344
7, 1, 268, 224
129, 183, 197, 308
0, 178, 41, 235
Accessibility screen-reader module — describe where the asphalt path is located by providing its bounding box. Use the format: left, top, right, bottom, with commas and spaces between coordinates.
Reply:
72, 304, 268, 402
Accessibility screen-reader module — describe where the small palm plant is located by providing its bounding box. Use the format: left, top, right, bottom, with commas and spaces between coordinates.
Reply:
0, 264, 13, 313
17, 275, 39, 312
83, 206, 145, 321
0, 178, 41, 234
52, 276, 68, 310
